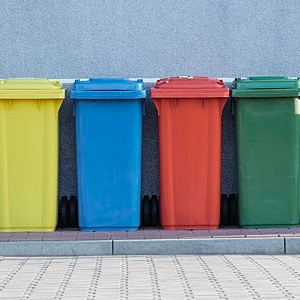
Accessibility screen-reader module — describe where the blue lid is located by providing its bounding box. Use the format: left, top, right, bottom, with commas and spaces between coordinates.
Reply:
71, 78, 146, 100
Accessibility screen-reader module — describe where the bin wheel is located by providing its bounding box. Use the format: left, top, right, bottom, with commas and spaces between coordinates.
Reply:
220, 194, 229, 226
59, 196, 68, 228
150, 195, 160, 227
142, 196, 151, 227
229, 194, 237, 226
69, 195, 78, 228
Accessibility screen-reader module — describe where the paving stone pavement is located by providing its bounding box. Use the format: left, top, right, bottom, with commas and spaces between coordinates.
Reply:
2, 227, 300, 242
0, 256, 300, 299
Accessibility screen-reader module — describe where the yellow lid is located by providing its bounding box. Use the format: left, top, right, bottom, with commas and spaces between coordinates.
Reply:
0, 78, 65, 99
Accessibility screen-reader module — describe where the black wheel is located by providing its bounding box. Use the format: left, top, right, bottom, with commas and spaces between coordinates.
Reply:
142, 196, 151, 227
150, 195, 160, 227
220, 194, 229, 226
59, 196, 68, 228
229, 194, 237, 226
69, 195, 78, 228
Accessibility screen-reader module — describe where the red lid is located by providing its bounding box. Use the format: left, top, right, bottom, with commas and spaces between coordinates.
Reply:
151, 77, 229, 98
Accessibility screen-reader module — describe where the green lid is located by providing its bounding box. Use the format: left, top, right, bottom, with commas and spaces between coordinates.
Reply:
0, 78, 65, 99
232, 76, 300, 98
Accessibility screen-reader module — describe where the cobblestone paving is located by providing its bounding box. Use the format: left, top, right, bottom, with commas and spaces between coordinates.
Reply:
0, 255, 300, 299
1, 227, 300, 242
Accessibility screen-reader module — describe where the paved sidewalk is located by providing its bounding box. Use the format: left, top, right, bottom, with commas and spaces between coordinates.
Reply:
1, 227, 300, 242
0, 255, 300, 299
0, 228, 300, 256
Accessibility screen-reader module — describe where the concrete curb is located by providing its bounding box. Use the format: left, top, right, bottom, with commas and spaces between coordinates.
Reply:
0, 240, 112, 256
285, 237, 300, 254
0, 237, 292, 256
114, 238, 285, 255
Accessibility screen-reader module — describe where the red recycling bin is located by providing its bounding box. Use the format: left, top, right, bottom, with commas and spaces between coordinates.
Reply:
151, 77, 229, 229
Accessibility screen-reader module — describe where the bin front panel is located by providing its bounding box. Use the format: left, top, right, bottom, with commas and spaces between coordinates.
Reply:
157, 98, 224, 229
236, 97, 299, 227
0, 99, 61, 232
76, 99, 142, 230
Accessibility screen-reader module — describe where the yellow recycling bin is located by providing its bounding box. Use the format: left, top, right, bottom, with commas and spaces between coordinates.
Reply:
0, 79, 64, 232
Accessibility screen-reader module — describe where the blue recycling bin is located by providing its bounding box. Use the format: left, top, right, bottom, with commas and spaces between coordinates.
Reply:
71, 78, 146, 231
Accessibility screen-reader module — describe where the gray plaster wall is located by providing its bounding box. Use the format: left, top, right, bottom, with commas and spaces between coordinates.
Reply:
0, 0, 299, 198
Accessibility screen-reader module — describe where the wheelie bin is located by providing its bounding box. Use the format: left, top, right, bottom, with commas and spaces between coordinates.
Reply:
0, 78, 64, 231
232, 76, 300, 228
151, 77, 229, 229
71, 78, 146, 231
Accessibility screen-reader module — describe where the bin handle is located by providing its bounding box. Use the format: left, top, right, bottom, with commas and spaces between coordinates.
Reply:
152, 98, 160, 116
216, 97, 228, 116
55, 99, 63, 117
295, 98, 300, 115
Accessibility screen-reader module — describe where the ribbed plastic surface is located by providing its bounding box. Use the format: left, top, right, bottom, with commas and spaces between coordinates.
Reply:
151, 77, 229, 229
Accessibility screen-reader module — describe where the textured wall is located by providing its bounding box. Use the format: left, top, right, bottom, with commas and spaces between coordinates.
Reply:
0, 0, 299, 78
1, 0, 299, 198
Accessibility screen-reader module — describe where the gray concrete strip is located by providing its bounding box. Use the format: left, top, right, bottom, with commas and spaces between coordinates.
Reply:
0, 240, 112, 256
113, 238, 285, 255
284, 237, 300, 254
0, 238, 286, 256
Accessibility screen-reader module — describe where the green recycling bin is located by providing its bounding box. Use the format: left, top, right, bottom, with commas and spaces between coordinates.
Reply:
232, 76, 300, 228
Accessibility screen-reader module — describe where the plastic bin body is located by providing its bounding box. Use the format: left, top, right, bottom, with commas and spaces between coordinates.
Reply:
151, 77, 229, 229
72, 79, 145, 231
233, 76, 300, 228
0, 79, 64, 232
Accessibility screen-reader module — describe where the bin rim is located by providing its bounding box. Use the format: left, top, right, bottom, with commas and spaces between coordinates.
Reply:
231, 76, 300, 98
150, 76, 229, 99
71, 90, 147, 100
71, 78, 147, 100
0, 78, 65, 99
72, 78, 145, 91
